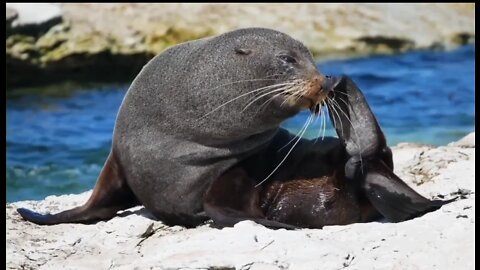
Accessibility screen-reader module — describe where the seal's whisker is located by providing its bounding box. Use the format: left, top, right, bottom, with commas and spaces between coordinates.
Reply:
245, 79, 303, 104
313, 107, 322, 144
293, 82, 308, 103
336, 91, 353, 98
279, 89, 296, 107
242, 81, 301, 104
279, 87, 301, 107
332, 99, 362, 162
312, 107, 320, 125
335, 95, 363, 125
331, 91, 359, 121
243, 78, 304, 113
250, 82, 303, 110
294, 83, 310, 104
335, 95, 352, 112
327, 97, 346, 137
321, 101, 327, 140
328, 97, 364, 173
253, 79, 305, 114
326, 92, 344, 137
199, 82, 297, 120
319, 103, 325, 141
282, 82, 307, 105
279, 84, 306, 107
241, 85, 299, 113
250, 79, 302, 95
326, 97, 343, 138
241, 81, 299, 100
254, 88, 295, 116
277, 112, 313, 152
204, 73, 289, 93
329, 97, 351, 124
329, 98, 358, 142
244, 86, 294, 109
313, 101, 326, 144
256, 114, 314, 188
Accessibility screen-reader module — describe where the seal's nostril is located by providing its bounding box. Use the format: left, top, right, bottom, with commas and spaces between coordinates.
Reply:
328, 91, 335, 99
320, 75, 341, 93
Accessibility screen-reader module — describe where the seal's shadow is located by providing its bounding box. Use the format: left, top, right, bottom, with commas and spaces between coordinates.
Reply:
117, 207, 157, 220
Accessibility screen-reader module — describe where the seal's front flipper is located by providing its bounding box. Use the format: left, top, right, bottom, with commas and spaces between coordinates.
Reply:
362, 159, 457, 222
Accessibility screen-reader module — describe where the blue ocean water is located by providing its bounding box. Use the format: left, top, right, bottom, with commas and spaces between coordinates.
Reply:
6, 45, 475, 202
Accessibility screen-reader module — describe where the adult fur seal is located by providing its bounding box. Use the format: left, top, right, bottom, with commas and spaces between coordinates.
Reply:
17, 28, 454, 228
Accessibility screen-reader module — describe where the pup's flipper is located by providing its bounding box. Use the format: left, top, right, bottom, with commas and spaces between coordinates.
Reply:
362, 159, 457, 222
327, 75, 455, 222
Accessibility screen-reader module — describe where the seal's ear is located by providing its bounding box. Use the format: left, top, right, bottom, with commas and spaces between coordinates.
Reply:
234, 47, 252, 55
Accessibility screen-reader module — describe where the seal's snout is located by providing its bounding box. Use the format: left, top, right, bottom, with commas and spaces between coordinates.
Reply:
311, 74, 326, 95
322, 76, 342, 100
304, 74, 328, 100
302, 74, 343, 114
309, 74, 341, 99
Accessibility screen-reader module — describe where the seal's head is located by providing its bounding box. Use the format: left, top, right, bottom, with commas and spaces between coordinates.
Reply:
127, 27, 339, 145
218, 28, 338, 114
184, 28, 340, 141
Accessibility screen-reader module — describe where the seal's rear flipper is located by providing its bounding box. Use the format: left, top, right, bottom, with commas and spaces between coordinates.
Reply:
17, 208, 58, 225
17, 153, 139, 225
362, 159, 457, 222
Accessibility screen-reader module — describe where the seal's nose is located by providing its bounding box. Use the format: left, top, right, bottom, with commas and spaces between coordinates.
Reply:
321, 76, 341, 93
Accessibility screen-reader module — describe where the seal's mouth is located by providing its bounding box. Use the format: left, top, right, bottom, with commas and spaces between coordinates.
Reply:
310, 103, 322, 114
274, 75, 341, 115
289, 75, 342, 114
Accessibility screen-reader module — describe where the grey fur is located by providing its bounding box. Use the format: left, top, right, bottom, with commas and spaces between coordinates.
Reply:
112, 28, 320, 225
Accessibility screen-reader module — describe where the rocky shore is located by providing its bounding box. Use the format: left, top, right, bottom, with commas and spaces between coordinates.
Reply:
6, 3, 475, 88
6, 132, 475, 270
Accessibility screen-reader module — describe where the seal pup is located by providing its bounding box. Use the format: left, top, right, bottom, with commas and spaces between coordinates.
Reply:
204, 76, 455, 228
17, 28, 454, 228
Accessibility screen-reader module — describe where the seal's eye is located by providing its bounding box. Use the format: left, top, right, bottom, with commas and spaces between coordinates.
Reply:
278, 55, 297, 64
235, 48, 252, 55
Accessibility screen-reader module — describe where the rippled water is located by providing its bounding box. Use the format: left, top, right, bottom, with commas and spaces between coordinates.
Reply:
6, 45, 475, 202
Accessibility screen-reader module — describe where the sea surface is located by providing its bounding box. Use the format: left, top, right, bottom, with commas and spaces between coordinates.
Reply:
6, 45, 475, 202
